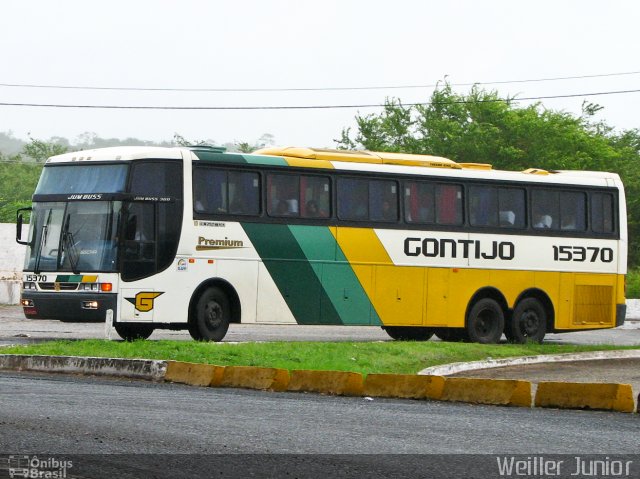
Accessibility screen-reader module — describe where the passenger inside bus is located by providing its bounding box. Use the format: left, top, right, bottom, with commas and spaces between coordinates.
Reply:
534, 214, 553, 229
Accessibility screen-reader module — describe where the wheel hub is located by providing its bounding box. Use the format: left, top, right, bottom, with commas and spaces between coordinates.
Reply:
204, 301, 223, 329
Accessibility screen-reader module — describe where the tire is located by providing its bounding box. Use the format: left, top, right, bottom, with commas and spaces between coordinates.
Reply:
466, 298, 505, 344
383, 326, 434, 341
434, 328, 469, 342
507, 297, 547, 344
114, 323, 154, 341
189, 287, 230, 342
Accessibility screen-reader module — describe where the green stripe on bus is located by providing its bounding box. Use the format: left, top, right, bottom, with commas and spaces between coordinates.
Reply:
241, 223, 342, 325
55, 275, 83, 283
240, 154, 288, 167
288, 225, 381, 325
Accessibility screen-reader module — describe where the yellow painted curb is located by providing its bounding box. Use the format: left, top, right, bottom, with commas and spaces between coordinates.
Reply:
535, 382, 635, 413
288, 370, 364, 396
364, 374, 445, 400
220, 366, 290, 392
165, 361, 225, 387
441, 378, 532, 407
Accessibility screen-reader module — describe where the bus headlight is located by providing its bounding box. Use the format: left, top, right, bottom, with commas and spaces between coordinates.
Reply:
82, 301, 99, 310
23, 282, 36, 290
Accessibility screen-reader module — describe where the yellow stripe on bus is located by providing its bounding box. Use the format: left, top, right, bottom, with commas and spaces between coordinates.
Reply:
283, 157, 335, 169
332, 227, 427, 326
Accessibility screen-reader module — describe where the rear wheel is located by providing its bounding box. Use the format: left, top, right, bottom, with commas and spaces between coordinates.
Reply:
189, 287, 230, 342
466, 298, 504, 344
507, 297, 547, 343
114, 323, 154, 341
383, 326, 434, 341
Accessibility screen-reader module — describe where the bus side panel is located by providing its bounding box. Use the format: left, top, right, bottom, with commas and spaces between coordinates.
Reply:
425, 268, 450, 327
374, 265, 425, 326
216, 259, 259, 324
256, 262, 298, 324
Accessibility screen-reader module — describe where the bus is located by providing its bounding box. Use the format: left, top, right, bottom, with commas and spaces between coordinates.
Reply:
16, 145, 627, 344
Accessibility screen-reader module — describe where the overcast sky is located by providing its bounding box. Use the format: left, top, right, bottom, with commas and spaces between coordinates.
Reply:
1, 0, 639, 148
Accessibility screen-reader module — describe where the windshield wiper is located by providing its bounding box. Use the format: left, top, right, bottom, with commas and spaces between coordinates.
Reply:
34, 209, 52, 275
62, 215, 80, 275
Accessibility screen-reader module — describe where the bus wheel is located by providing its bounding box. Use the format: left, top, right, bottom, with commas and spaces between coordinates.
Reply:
466, 298, 504, 344
189, 287, 230, 342
434, 328, 469, 342
383, 326, 434, 341
114, 323, 154, 341
507, 298, 547, 344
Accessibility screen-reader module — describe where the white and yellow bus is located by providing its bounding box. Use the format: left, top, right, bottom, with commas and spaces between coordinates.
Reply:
17, 145, 627, 344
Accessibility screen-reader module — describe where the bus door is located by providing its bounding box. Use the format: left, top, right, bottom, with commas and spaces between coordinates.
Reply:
119, 202, 159, 322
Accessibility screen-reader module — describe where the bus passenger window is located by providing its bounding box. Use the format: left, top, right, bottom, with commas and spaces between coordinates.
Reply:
404, 181, 435, 224
469, 186, 498, 227
591, 193, 614, 233
559, 191, 586, 231
532, 189, 559, 230
370, 180, 398, 222
435, 184, 463, 225
268, 174, 300, 217
301, 176, 330, 218
337, 178, 369, 221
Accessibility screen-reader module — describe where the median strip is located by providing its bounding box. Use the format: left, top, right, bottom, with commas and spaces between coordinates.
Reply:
0, 354, 637, 413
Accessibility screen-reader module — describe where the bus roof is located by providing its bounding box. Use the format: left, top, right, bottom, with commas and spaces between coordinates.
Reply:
45, 145, 622, 188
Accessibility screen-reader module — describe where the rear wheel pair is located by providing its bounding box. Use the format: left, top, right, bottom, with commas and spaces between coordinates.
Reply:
505, 298, 547, 344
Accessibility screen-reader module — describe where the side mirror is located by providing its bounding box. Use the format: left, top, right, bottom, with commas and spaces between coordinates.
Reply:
16, 207, 32, 246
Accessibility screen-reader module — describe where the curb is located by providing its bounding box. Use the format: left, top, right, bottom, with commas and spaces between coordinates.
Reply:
534, 381, 635, 413
418, 349, 640, 376
0, 354, 637, 413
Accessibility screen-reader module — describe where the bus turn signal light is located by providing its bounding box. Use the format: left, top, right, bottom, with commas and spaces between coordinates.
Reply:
101, 283, 112, 292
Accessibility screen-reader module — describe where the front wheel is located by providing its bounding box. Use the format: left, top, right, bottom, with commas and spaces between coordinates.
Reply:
114, 323, 154, 341
466, 298, 504, 344
189, 287, 230, 342
506, 298, 547, 344
383, 326, 434, 341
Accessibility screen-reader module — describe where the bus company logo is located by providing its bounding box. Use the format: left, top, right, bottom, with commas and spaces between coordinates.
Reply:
7, 455, 73, 478
196, 236, 245, 251
404, 237, 515, 260
125, 292, 164, 312
67, 193, 102, 200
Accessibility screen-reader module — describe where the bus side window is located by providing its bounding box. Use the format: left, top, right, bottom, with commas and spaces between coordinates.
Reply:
436, 184, 463, 225
268, 174, 300, 217
337, 178, 369, 221
499, 187, 525, 228
559, 191, 586, 231
591, 192, 614, 233
301, 176, 330, 218
404, 181, 435, 224
370, 180, 398, 222
532, 189, 559, 230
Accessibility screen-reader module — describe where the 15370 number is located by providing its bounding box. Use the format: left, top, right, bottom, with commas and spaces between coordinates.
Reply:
552, 246, 613, 263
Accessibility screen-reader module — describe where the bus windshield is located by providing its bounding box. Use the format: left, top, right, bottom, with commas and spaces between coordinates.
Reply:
24, 201, 122, 273
35, 164, 128, 195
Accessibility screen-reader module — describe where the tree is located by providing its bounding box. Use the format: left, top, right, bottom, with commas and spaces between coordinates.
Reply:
337, 83, 640, 266
22, 136, 68, 162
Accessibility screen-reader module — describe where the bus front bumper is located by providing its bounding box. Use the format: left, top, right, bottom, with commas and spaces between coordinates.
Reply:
20, 291, 117, 322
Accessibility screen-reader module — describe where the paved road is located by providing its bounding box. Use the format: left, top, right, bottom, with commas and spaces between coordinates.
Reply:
1, 371, 639, 478
2, 304, 639, 345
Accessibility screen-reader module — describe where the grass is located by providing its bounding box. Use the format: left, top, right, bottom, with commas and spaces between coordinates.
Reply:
2, 340, 638, 375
